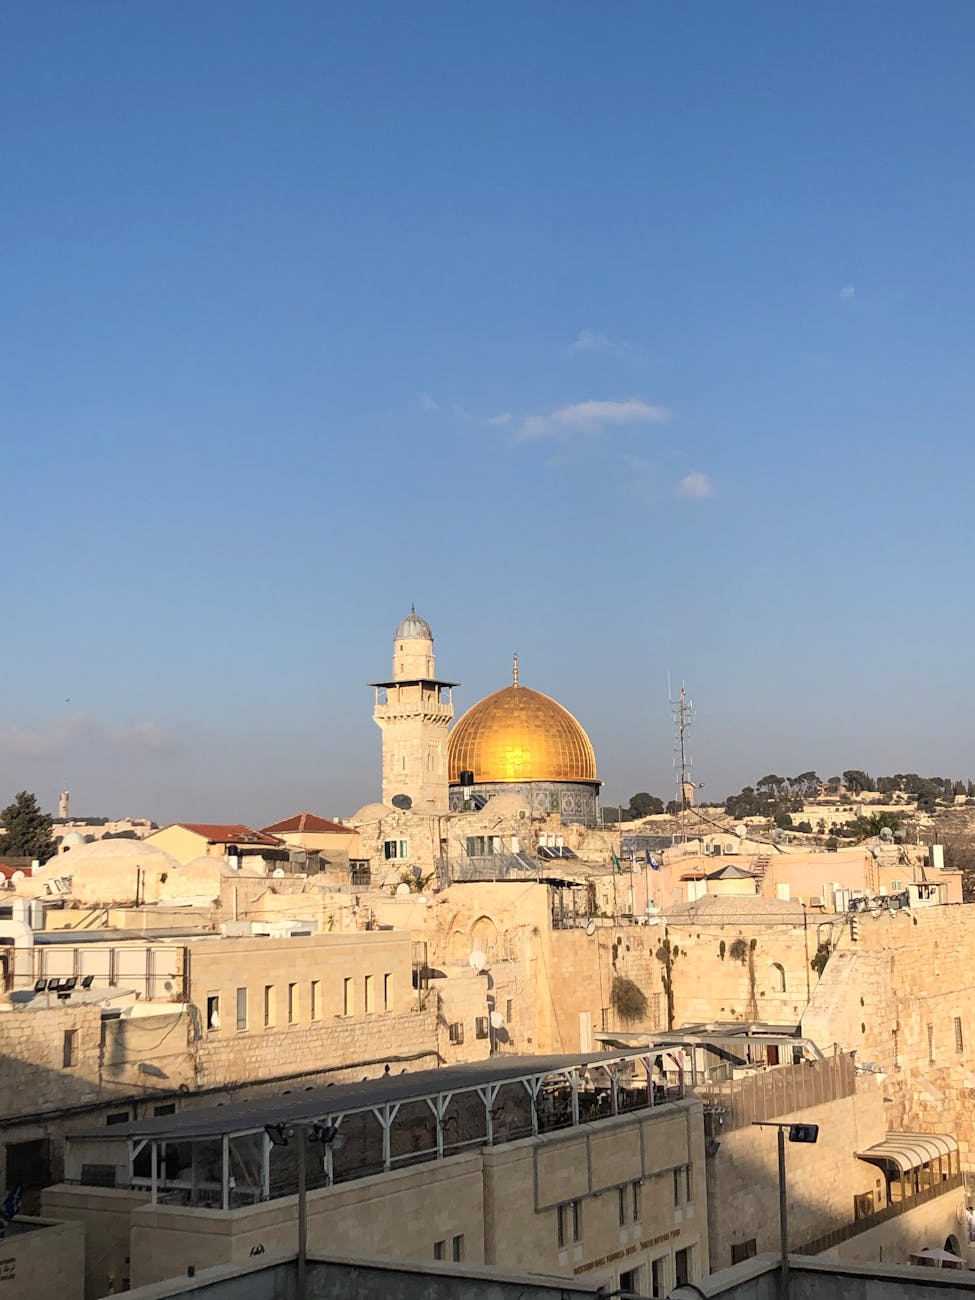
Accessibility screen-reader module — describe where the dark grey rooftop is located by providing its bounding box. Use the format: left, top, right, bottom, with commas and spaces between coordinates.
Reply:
76, 1050, 652, 1142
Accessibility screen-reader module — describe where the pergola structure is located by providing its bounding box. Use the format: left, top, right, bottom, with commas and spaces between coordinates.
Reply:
70, 1051, 679, 1210
857, 1131, 960, 1203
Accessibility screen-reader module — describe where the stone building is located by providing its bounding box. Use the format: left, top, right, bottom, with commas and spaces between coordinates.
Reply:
372, 608, 457, 815
46, 1051, 707, 1299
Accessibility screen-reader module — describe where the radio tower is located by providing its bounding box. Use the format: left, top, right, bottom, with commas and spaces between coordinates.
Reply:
671, 684, 695, 843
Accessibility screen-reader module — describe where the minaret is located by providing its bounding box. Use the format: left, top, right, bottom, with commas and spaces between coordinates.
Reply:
372, 608, 457, 813
58, 790, 70, 820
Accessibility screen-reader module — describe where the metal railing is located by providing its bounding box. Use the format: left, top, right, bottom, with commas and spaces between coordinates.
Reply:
797, 1170, 964, 1255
700, 1053, 856, 1133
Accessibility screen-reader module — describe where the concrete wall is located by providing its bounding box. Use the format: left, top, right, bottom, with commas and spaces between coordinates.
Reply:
0, 1218, 84, 1300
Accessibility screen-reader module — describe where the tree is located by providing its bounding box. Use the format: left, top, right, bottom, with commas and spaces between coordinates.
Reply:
627, 792, 665, 819
843, 769, 875, 794
0, 791, 57, 864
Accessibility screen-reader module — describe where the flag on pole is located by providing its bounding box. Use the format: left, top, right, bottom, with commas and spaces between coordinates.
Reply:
646, 852, 661, 871
611, 850, 624, 874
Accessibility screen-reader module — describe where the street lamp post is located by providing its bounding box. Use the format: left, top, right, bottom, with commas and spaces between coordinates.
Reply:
265, 1120, 340, 1300
752, 1121, 819, 1300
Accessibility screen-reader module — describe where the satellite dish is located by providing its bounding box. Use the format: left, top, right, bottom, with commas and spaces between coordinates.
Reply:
392, 794, 413, 811
585, 919, 597, 937
489, 1010, 504, 1029
272, 868, 285, 877
468, 949, 487, 973
395, 883, 411, 897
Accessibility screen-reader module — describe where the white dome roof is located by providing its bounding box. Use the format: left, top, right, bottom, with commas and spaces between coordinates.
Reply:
352, 802, 392, 823
36, 838, 180, 875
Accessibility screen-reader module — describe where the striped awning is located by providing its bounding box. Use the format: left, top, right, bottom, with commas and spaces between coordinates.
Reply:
857, 1132, 957, 1173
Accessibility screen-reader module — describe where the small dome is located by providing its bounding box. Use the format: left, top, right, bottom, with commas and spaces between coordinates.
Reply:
61, 831, 87, 848
395, 606, 433, 640
351, 802, 392, 823
35, 838, 180, 875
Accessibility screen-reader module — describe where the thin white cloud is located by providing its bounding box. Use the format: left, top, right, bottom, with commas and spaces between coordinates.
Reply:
484, 412, 513, 427
0, 714, 180, 759
418, 393, 440, 413
677, 470, 715, 500
566, 329, 630, 357
839, 284, 856, 301
518, 398, 669, 442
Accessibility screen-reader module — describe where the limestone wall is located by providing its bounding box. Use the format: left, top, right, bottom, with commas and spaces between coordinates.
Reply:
802, 904, 975, 1170
0, 1218, 85, 1300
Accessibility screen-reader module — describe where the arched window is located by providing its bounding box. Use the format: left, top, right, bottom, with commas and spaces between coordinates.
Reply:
770, 962, 786, 993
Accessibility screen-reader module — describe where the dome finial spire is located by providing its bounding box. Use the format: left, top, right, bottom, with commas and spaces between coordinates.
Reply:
512, 652, 519, 686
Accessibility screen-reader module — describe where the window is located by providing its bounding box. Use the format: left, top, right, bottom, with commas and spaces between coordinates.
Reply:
384, 973, 393, 1011
288, 983, 298, 1024
685, 1164, 693, 1203
475, 1016, 489, 1039
343, 977, 353, 1016
928, 1021, 935, 1064
448, 1022, 464, 1045
62, 1029, 78, 1068
433, 1240, 446, 1260
310, 980, 321, 1021
349, 861, 371, 886
153, 1103, 176, 1117
955, 1017, 964, 1053
853, 1191, 875, 1220
731, 1239, 757, 1265
673, 1168, 682, 1207
618, 1186, 627, 1226
364, 974, 374, 1014
106, 1111, 129, 1126
506, 998, 513, 1023
383, 839, 409, 860
264, 985, 276, 1028
236, 987, 248, 1031
452, 1234, 465, 1262
601, 1007, 610, 1032
557, 1200, 582, 1248
632, 1180, 641, 1222
891, 880, 903, 890
81, 1164, 116, 1188
771, 962, 786, 993
206, 994, 220, 1032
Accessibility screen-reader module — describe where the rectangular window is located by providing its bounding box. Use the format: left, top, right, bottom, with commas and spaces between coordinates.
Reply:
618, 1186, 627, 1227
288, 982, 298, 1024
955, 1016, 964, 1053
383, 839, 409, 860
364, 974, 374, 1014
601, 1007, 610, 1032
206, 993, 220, 1032
448, 1022, 464, 1045
632, 1180, 641, 1222
433, 1240, 446, 1260
62, 1028, 78, 1068
349, 861, 371, 886
475, 1016, 489, 1039
506, 998, 513, 1023
264, 985, 276, 1028
685, 1164, 693, 1203
557, 1200, 581, 1246
673, 1168, 682, 1207
106, 1111, 129, 1126
384, 973, 393, 1011
153, 1103, 176, 1117
236, 987, 247, 1031
310, 980, 320, 1021
928, 1021, 935, 1064
731, 1239, 757, 1265
452, 1234, 464, 1262
343, 977, 353, 1016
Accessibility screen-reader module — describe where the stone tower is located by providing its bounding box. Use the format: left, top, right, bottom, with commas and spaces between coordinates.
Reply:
372, 608, 457, 813
58, 790, 70, 820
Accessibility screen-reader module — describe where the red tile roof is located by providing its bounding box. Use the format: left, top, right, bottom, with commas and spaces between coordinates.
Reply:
176, 824, 283, 847
261, 812, 352, 835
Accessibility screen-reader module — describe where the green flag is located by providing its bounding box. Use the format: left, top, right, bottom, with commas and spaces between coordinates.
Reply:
611, 850, 624, 873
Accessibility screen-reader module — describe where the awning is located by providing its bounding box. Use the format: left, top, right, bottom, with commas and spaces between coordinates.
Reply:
857, 1132, 958, 1173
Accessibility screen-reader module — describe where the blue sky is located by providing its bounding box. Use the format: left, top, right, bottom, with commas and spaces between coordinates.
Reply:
2, 4, 975, 823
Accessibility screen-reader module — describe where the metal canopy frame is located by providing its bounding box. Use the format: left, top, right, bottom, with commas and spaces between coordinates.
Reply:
116, 1050, 673, 1207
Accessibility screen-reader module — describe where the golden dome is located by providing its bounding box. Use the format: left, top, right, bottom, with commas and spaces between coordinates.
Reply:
448, 673, 598, 785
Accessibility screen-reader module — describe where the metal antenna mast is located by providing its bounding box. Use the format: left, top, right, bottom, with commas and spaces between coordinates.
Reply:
671, 683, 694, 842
